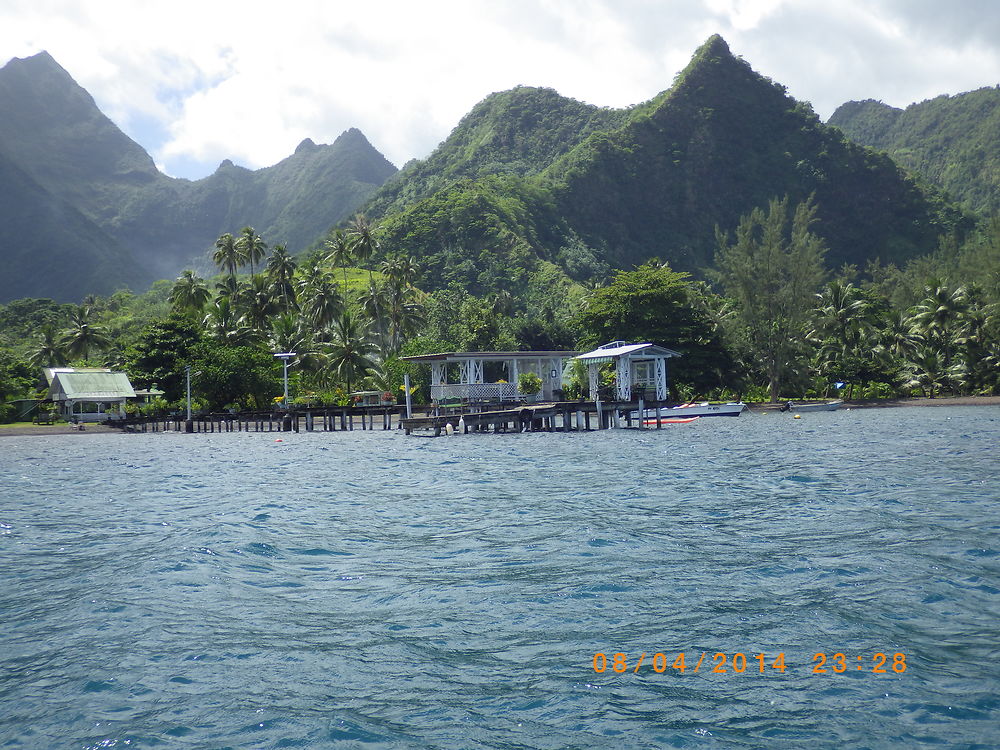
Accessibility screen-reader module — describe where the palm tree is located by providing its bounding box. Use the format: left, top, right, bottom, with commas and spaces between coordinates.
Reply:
808, 281, 870, 349
269, 312, 308, 357
214, 274, 243, 301
379, 256, 419, 289
203, 296, 239, 341
29, 324, 68, 368
202, 296, 257, 345
348, 214, 378, 287
325, 229, 353, 291
324, 312, 377, 393
241, 274, 280, 332
905, 346, 950, 398
955, 283, 999, 393
213, 233, 242, 278
268, 313, 325, 376
909, 283, 969, 352
882, 310, 921, 360
303, 278, 344, 331
358, 282, 387, 347
169, 270, 211, 316
60, 306, 112, 361
237, 226, 268, 276
382, 283, 425, 355
687, 280, 736, 336
294, 256, 326, 301
102, 343, 127, 370
265, 244, 298, 313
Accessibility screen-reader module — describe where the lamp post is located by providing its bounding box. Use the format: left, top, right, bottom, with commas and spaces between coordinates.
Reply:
184, 365, 193, 433
273, 352, 296, 431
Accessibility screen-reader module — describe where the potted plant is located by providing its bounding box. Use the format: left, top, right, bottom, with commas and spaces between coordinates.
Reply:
518, 372, 543, 401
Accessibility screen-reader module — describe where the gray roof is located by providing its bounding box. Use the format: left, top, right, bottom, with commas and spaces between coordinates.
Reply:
576, 342, 682, 362
402, 351, 579, 362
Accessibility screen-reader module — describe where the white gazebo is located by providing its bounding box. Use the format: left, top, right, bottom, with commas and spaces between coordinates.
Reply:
575, 341, 682, 401
401, 351, 579, 403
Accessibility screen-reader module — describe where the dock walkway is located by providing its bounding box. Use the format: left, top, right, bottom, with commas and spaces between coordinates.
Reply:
114, 405, 403, 434
109, 398, 682, 436
401, 399, 678, 435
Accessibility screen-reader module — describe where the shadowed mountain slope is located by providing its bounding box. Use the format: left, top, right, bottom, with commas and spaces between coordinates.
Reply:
0, 52, 395, 302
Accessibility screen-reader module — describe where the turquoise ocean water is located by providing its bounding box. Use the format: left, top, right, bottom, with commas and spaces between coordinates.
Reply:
1, 406, 999, 748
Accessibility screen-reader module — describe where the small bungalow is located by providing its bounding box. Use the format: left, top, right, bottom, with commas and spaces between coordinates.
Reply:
401, 350, 579, 403
575, 341, 682, 401
45, 367, 136, 422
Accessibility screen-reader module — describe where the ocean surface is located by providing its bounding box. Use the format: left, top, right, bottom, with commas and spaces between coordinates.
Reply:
1, 406, 999, 749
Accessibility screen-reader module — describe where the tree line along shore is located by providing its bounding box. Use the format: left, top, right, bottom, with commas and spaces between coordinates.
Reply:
1, 199, 998, 421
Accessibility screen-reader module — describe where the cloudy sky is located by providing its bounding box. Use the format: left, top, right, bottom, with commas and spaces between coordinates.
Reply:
2, 0, 997, 179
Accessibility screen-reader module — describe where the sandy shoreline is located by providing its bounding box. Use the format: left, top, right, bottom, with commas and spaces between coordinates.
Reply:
747, 395, 1000, 412
0, 423, 126, 437
2, 396, 998, 436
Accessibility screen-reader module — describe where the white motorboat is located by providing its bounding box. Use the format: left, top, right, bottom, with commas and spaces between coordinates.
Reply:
633, 401, 747, 419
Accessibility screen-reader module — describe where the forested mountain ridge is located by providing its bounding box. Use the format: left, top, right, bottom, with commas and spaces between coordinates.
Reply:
363, 86, 629, 220
829, 87, 1000, 216
0, 52, 395, 302
375, 35, 972, 297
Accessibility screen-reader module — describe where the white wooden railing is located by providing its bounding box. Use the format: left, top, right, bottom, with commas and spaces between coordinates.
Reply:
431, 383, 520, 402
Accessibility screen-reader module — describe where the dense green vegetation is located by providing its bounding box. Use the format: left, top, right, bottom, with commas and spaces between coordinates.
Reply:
3, 204, 998, 421
713, 196, 827, 401
363, 86, 628, 220
2, 36, 979, 307
830, 88, 1000, 216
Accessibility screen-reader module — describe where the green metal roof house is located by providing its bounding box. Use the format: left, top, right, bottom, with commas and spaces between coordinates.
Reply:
46, 368, 136, 422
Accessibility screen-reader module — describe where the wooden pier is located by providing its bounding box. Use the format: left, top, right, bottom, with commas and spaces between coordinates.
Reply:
109, 398, 686, 437
114, 405, 404, 434
400, 399, 680, 436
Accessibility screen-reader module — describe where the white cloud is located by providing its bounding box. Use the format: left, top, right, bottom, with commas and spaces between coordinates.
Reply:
1, 0, 997, 179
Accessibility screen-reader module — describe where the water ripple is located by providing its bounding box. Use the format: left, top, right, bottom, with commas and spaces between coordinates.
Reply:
1, 407, 998, 748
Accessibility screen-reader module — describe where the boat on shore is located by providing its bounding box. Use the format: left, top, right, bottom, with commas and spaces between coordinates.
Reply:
633, 402, 747, 419
782, 400, 842, 412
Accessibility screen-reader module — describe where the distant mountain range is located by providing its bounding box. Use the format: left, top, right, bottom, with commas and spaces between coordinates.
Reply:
0, 38, 993, 304
0, 52, 396, 302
